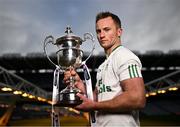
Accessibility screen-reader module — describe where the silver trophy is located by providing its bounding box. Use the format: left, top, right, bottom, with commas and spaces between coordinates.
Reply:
44, 26, 95, 107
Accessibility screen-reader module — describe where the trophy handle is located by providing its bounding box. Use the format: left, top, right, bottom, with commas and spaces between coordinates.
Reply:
43, 35, 58, 67
82, 33, 95, 64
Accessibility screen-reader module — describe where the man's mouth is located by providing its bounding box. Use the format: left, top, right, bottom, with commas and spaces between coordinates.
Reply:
101, 40, 107, 42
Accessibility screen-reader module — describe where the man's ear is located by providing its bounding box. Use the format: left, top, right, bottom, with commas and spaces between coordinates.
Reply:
118, 28, 123, 37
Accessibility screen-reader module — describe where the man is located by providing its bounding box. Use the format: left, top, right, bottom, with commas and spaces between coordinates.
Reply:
64, 11, 146, 126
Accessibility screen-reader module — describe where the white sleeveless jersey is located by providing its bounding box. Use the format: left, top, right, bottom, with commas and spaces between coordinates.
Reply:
96, 46, 142, 127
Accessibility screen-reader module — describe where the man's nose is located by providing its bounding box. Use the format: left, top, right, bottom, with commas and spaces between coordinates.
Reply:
99, 31, 105, 38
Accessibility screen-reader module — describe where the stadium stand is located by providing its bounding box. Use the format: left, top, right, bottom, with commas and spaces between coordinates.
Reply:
0, 50, 180, 125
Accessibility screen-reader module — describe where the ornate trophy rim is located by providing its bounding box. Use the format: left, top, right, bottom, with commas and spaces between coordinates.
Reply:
55, 35, 83, 45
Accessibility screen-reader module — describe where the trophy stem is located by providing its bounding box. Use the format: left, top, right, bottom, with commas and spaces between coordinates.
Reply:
54, 75, 82, 107
69, 76, 75, 89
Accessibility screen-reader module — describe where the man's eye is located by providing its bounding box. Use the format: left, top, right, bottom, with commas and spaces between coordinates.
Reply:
104, 28, 110, 32
96, 30, 101, 33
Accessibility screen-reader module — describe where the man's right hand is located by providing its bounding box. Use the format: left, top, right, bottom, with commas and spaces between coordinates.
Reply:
63, 68, 86, 94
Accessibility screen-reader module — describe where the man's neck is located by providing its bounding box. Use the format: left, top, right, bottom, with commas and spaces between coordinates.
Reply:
105, 41, 121, 57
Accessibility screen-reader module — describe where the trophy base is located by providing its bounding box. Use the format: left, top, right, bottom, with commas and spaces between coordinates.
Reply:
54, 100, 82, 107
54, 92, 83, 107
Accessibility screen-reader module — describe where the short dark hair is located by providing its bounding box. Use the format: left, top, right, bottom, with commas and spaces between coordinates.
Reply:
96, 11, 121, 28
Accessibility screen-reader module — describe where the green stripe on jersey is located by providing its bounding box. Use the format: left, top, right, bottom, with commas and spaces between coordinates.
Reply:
128, 65, 132, 78
132, 65, 136, 77
135, 64, 139, 77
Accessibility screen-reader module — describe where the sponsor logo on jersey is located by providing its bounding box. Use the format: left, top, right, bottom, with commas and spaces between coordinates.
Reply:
98, 79, 112, 94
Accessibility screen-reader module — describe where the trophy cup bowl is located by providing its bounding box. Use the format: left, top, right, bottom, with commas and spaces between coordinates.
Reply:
56, 46, 83, 69
56, 37, 84, 107
44, 26, 95, 107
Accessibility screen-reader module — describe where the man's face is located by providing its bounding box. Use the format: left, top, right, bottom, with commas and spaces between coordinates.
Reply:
96, 17, 122, 50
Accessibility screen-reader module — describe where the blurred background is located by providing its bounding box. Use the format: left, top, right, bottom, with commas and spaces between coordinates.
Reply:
0, 0, 180, 126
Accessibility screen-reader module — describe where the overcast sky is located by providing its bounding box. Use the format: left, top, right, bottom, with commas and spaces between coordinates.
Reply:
0, 0, 180, 56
